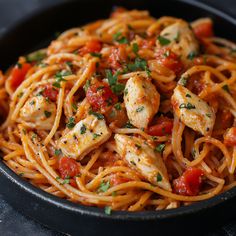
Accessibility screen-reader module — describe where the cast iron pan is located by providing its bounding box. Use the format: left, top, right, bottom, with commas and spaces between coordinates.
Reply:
0, 0, 236, 235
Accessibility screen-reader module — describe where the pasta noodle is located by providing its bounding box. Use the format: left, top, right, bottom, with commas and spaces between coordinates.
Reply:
0, 8, 236, 213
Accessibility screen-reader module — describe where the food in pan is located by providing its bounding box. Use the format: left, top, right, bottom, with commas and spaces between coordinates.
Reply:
1, 8, 236, 213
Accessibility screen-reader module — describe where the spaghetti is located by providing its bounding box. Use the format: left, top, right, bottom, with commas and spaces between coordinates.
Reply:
1, 8, 236, 213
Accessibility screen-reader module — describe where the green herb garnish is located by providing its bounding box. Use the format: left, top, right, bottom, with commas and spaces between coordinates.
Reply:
26, 50, 46, 63
80, 124, 87, 134
93, 133, 101, 140
54, 149, 62, 156
90, 52, 102, 58
222, 84, 230, 93
188, 51, 197, 60
179, 103, 196, 110
83, 80, 91, 92
104, 206, 112, 215
132, 43, 139, 55
66, 117, 76, 129
98, 181, 110, 192
106, 69, 125, 95
113, 32, 128, 44
155, 144, 165, 153
89, 110, 104, 120
136, 106, 144, 112
114, 103, 121, 110
157, 173, 162, 182
157, 35, 171, 46
44, 110, 52, 118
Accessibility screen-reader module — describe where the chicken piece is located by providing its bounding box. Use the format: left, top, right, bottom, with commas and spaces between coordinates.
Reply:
124, 76, 160, 129
19, 96, 56, 130
171, 85, 215, 136
114, 134, 171, 191
157, 20, 199, 63
58, 115, 111, 160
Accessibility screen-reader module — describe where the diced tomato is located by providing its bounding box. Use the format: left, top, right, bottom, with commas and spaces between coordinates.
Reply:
9, 62, 32, 90
110, 7, 126, 18
224, 127, 236, 146
193, 21, 213, 39
79, 39, 102, 56
58, 157, 79, 179
107, 45, 127, 70
139, 37, 156, 49
148, 116, 173, 136
156, 48, 183, 75
42, 84, 58, 102
173, 167, 204, 196
110, 174, 130, 186
86, 81, 118, 113
69, 178, 77, 188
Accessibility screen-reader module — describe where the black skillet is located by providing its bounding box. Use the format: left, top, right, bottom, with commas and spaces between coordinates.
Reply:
0, 0, 236, 235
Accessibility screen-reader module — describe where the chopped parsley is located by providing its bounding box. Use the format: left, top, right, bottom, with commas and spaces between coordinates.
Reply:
114, 103, 121, 110
135, 144, 141, 149
66, 117, 76, 129
53, 70, 72, 88
157, 35, 171, 46
124, 121, 134, 128
127, 57, 147, 71
106, 69, 125, 95
206, 113, 211, 118
187, 51, 197, 60
44, 110, 52, 118
132, 43, 139, 55
72, 103, 77, 111
104, 206, 112, 215
65, 61, 73, 67
179, 76, 189, 86
17, 92, 24, 98
80, 124, 87, 134
179, 103, 196, 110
155, 144, 165, 153
90, 52, 102, 58
93, 133, 101, 140
26, 50, 46, 63
89, 110, 104, 120
222, 84, 230, 93
31, 133, 37, 140
157, 173, 162, 182
163, 50, 170, 57
130, 160, 136, 165
61, 176, 70, 185
54, 149, 62, 156
124, 88, 128, 96
98, 181, 110, 192
113, 32, 128, 44
29, 100, 35, 105
136, 106, 144, 112
186, 94, 191, 98
83, 80, 91, 92
151, 136, 158, 141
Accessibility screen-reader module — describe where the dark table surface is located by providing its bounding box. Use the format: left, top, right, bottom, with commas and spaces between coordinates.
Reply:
0, 0, 236, 235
